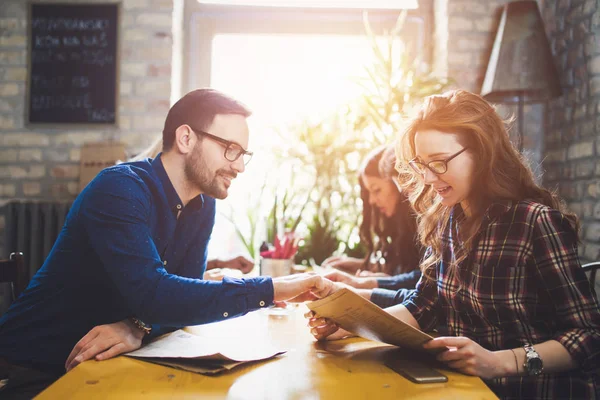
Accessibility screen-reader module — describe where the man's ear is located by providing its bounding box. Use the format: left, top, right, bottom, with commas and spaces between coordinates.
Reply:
173, 125, 195, 155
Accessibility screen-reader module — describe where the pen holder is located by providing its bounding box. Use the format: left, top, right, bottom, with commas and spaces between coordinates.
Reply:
260, 258, 293, 278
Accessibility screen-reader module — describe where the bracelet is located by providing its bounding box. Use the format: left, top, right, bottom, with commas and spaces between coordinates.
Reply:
510, 349, 519, 375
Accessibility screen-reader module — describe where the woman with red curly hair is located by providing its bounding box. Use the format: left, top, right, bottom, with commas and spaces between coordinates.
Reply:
308, 90, 600, 399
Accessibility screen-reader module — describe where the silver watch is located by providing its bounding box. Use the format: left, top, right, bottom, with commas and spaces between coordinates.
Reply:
523, 344, 543, 376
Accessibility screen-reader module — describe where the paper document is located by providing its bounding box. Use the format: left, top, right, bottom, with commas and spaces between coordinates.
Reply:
126, 329, 286, 374
307, 288, 438, 353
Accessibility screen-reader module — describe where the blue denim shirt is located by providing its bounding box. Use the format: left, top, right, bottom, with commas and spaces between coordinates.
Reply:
0, 155, 273, 374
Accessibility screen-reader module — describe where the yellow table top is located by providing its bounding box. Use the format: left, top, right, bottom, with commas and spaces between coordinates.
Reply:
38, 305, 498, 399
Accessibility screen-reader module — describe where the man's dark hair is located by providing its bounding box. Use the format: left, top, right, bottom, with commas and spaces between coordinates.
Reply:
162, 88, 252, 151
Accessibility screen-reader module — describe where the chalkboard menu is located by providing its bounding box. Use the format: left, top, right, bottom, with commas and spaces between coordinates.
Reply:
28, 3, 119, 124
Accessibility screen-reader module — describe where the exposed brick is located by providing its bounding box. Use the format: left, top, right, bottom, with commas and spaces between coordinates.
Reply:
0, 184, 16, 197
0, 150, 17, 163
544, 149, 567, 163
119, 116, 132, 130
1, 165, 45, 179
0, 116, 15, 129
124, 0, 150, 9
119, 98, 146, 113
3, 67, 26, 81
0, 34, 26, 47
122, 62, 147, 77
69, 149, 81, 162
567, 142, 594, 159
136, 13, 171, 28
51, 165, 79, 179
576, 160, 595, 177
22, 182, 41, 196
133, 115, 164, 130
0, 133, 49, 147
0, 50, 26, 65
0, 83, 18, 96
45, 149, 70, 162
147, 64, 171, 77
18, 149, 42, 162
52, 133, 104, 146
120, 81, 133, 96
124, 28, 149, 42
135, 80, 170, 96
135, 46, 171, 61
50, 183, 78, 199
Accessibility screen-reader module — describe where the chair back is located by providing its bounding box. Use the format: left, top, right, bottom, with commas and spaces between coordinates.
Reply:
0, 252, 26, 302
582, 261, 600, 303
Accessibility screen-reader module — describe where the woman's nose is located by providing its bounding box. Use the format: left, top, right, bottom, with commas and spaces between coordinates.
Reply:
423, 168, 438, 184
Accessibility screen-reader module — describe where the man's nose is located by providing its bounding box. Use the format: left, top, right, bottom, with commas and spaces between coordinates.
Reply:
231, 156, 245, 174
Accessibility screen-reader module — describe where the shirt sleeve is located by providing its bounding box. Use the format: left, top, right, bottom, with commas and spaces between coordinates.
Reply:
79, 169, 274, 327
376, 269, 422, 290
370, 288, 415, 308
402, 261, 439, 332
531, 207, 600, 372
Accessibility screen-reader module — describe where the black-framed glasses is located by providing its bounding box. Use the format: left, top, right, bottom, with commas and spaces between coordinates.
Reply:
409, 147, 468, 176
189, 126, 253, 165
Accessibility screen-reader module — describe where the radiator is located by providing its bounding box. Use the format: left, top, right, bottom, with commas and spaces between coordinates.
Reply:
2, 200, 72, 282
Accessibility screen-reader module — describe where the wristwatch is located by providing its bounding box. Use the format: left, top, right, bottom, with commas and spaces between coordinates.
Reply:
130, 317, 152, 335
523, 344, 543, 376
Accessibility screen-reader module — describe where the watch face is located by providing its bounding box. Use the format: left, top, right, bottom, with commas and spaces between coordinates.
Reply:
528, 357, 543, 375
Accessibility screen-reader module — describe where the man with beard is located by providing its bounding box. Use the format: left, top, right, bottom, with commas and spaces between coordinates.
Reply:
0, 89, 334, 399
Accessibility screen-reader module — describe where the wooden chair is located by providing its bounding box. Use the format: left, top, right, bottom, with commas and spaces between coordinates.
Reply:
582, 261, 600, 302
0, 252, 26, 303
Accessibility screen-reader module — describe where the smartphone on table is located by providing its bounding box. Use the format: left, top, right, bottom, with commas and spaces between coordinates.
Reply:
384, 358, 448, 384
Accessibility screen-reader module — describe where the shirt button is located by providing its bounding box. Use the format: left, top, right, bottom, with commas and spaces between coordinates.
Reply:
259, 301, 265, 307
176, 204, 182, 210
163, 260, 167, 266
223, 312, 228, 317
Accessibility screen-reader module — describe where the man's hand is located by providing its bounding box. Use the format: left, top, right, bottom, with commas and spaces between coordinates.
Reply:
208, 256, 254, 274
423, 337, 511, 379
65, 319, 145, 372
272, 273, 341, 302
323, 269, 378, 289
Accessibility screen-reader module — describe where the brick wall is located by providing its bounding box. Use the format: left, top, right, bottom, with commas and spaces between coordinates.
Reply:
540, 0, 600, 263
0, 0, 173, 201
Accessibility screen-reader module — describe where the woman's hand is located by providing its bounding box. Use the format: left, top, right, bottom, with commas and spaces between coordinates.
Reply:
321, 256, 363, 273
355, 270, 390, 278
323, 269, 378, 289
423, 337, 511, 379
304, 310, 354, 341
65, 319, 145, 372
203, 268, 225, 281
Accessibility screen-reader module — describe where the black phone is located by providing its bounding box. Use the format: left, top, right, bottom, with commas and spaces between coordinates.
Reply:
384, 359, 448, 384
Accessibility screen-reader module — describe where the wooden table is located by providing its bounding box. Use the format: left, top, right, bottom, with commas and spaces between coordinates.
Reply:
38, 305, 498, 399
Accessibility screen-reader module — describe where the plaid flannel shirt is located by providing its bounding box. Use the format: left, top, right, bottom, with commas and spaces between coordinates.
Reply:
404, 200, 600, 399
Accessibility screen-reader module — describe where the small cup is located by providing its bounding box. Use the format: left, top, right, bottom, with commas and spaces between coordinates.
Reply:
260, 258, 293, 278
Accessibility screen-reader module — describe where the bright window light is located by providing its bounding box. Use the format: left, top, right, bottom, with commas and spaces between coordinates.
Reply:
198, 0, 418, 9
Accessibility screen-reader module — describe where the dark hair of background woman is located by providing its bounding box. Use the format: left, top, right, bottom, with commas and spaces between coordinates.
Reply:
358, 146, 422, 275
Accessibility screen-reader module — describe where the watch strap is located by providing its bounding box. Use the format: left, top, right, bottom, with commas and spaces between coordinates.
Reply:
130, 316, 152, 335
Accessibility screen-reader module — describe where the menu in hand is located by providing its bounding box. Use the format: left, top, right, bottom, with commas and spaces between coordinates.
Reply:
307, 288, 440, 353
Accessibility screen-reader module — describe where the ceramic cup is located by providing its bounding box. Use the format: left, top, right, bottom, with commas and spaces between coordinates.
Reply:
260, 258, 293, 278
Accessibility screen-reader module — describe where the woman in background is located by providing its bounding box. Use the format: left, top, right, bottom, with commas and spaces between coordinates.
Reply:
322, 146, 423, 305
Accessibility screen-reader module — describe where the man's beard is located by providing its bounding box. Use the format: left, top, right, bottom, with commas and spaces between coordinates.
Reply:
184, 148, 235, 199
